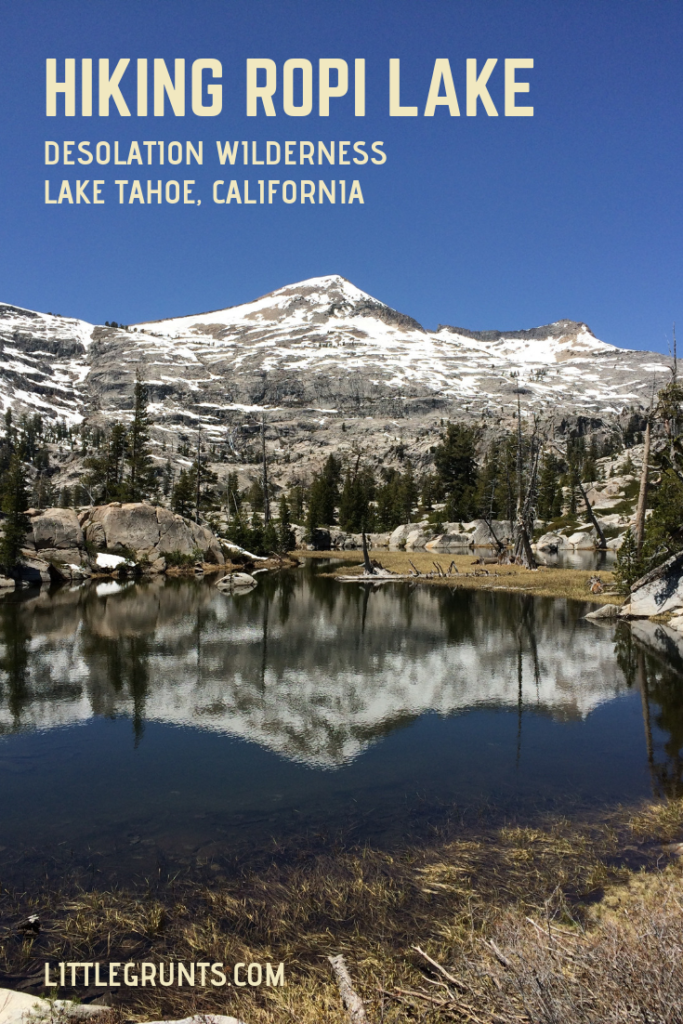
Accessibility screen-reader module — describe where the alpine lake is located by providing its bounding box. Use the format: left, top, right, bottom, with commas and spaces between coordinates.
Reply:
0, 558, 681, 889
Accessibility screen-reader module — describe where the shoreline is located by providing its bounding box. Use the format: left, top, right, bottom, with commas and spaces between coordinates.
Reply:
296, 549, 624, 605
2, 796, 681, 1023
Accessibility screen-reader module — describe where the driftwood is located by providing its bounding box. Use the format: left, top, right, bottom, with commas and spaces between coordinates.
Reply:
336, 566, 499, 583
328, 954, 368, 1024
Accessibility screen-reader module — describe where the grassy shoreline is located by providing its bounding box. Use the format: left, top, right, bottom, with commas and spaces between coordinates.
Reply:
2, 799, 682, 1023
297, 549, 624, 605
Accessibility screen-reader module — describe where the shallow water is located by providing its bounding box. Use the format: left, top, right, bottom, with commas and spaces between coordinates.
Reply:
0, 570, 680, 884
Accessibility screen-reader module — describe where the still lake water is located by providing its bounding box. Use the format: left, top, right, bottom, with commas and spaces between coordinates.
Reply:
0, 565, 681, 884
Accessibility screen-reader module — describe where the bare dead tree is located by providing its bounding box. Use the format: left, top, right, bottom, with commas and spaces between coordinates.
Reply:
513, 418, 540, 569
261, 411, 270, 524
634, 415, 652, 556
577, 478, 607, 550
361, 530, 375, 575
195, 424, 201, 523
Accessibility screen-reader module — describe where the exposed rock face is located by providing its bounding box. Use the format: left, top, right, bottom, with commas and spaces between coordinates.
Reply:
81, 504, 224, 563
622, 551, 683, 617
469, 519, 514, 548
0, 277, 673, 491
24, 507, 86, 566
15, 556, 51, 584
21, 503, 224, 571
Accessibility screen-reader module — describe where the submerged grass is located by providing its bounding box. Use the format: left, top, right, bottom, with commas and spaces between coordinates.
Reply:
2, 800, 682, 1022
299, 550, 622, 605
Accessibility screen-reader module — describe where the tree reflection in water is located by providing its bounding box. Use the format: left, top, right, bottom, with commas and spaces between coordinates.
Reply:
616, 622, 683, 798
0, 575, 682, 788
0, 600, 30, 723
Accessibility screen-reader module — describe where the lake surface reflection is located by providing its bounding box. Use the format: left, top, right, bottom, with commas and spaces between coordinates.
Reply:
0, 569, 681, 883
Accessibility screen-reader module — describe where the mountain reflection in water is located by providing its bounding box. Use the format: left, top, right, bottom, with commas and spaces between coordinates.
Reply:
0, 571, 681, 880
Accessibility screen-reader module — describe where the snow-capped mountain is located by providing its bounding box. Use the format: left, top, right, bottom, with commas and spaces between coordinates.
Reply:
0, 275, 671, 476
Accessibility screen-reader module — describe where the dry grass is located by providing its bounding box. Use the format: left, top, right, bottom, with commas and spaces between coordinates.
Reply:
2, 800, 683, 1022
298, 550, 622, 606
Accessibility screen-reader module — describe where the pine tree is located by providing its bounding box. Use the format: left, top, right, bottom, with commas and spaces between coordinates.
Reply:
0, 454, 30, 570
339, 465, 375, 532
614, 529, 644, 593
642, 469, 683, 563
306, 455, 341, 532
537, 453, 559, 521
225, 505, 251, 549
277, 494, 295, 552
82, 422, 127, 502
191, 457, 218, 512
249, 511, 265, 553
162, 459, 173, 498
246, 479, 265, 512
397, 461, 418, 523
433, 422, 479, 521
172, 470, 194, 517
263, 518, 278, 553
287, 482, 306, 522
127, 376, 154, 500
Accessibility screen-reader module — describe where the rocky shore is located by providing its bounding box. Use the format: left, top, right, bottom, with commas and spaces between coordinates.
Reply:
1, 502, 286, 588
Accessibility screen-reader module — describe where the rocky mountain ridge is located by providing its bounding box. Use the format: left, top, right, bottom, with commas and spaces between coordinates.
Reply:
0, 275, 672, 485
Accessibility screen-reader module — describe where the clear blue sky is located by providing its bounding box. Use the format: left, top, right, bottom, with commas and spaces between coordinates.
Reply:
1, 0, 681, 353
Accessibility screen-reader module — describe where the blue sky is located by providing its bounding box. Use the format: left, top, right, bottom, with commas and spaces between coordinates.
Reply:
0, 0, 681, 353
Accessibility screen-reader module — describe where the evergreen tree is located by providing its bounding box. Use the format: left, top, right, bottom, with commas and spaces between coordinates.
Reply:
162, 459, 173, 498
127, 376, 154, 500
420, 473, 440, 511
225, 505, 251, 550
397, 461, 418, 523
0, 455, 30, 570
82, 422, 127, 502
306, 455, 341, 532
172, 470, 194, 517
246, 479, 265, 512
339, 465, 376, 532
551, 484, 564, 519
614, 529, 644, 593
642, 469, 683, 563
192, 457, 219, 511
433, 422, 479, 521
375, 466, 419, 530
537, 452, 560, 521
277, 494, 295, 552
287, 482, 307, 522
263, 518, 278, 553
249, 511, 265, 552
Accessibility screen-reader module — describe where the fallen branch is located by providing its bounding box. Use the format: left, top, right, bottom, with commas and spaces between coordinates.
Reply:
413, 944, 469, 990
328, 954, 368, 1024
488, 939, 514, 970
